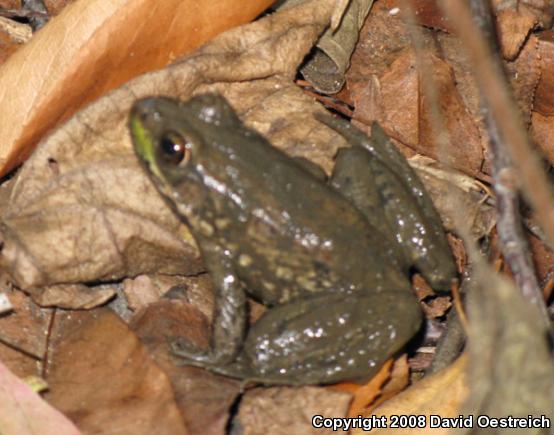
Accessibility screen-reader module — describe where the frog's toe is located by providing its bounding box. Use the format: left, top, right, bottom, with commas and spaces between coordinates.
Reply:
170, 337, 210, 362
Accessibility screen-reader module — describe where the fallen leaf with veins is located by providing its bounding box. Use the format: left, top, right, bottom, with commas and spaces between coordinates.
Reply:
45, 308, 187, 435
354, 49, 484, 176
0, 0, 349, 305
131, 298, 241, 435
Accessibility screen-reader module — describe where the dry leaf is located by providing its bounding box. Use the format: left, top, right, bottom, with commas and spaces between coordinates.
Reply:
407, 0, 452, 32
353, 48, 484, 175
534, 30, 554, 116
504, 34, 540, 125
528, 234, 554, 283
492, 0, 554, 60
0, 289, 51, 363
0, 0, 21, 8
0, 359, 82, 435
123, 273, 214, 318
372, 355, 410, 408
0, 0, 274, 176
409, 155, 496, 239
335, 359, 394, 418
346, 0, 427, 105
461, 267, 554, 430
131, 298, 241, 435
353, 355, 468, 435
43, 0, 75, 15
46, 308, 187, 435
297, 0, 375, 93
0, 0, 341, 297
27, 282, 116, 309
237, 386, 352, 435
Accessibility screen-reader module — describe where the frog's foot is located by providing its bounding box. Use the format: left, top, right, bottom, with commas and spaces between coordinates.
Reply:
170, 336, 237, 367
170, 337, 209, 362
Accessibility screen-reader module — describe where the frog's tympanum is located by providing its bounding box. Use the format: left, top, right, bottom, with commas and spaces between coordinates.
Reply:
129, 93, 457, 385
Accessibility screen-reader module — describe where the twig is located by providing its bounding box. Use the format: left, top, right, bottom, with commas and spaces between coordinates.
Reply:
438, 1, 554, 296
0, 8, 48, 20
460, 0, 550, 325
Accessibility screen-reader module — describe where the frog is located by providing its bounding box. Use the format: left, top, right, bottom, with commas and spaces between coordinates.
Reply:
128, 93, 457, 385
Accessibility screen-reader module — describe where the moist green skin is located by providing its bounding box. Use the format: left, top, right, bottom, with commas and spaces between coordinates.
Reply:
129, 93, 456, 385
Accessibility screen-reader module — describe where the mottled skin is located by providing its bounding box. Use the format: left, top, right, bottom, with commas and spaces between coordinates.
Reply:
129, 94, 456, 385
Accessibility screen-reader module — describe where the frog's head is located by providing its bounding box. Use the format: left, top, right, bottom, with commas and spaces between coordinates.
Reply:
129, 93, 242, 220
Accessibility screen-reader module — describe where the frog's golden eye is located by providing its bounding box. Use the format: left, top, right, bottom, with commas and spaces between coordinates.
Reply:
158, 131, 192, 166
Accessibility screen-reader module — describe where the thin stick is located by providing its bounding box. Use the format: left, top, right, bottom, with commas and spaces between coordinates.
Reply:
439, 0, 554, 271
442, 0, 550, 325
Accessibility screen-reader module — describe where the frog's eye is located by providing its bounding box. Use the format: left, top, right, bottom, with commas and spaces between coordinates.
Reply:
158, 131, 192, 166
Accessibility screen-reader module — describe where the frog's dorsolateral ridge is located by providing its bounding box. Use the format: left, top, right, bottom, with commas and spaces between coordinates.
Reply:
128, 93, 456, 385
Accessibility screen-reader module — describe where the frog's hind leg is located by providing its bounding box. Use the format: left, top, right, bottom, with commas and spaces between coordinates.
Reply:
330, 145, 402, 261
323, 115, 457, 291
208, 290, 422, 385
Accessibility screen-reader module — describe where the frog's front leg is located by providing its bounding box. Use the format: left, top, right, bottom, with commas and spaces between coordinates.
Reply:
225, 290, 422, 385
171, 241, 247, 366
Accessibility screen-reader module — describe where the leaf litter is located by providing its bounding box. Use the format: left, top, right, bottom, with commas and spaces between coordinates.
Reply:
0, 0, 553, 433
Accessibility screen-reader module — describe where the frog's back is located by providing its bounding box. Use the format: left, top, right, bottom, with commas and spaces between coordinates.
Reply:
199, 125, 408, 303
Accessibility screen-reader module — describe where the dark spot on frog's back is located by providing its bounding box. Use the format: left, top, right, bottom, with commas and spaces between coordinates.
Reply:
313, 260, 331, 276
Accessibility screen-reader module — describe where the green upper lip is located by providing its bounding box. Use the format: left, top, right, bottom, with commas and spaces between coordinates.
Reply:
129, 113, 166, 182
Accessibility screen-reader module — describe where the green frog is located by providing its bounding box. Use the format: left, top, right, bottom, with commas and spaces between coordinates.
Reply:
129, 93, 456, 385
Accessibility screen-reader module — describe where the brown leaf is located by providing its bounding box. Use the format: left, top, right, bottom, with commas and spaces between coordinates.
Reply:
406, 0, 452, 32
131, 299, 241, 435
492, 0, 553, 60
0, 0, 275, 176
408, 155, 496, 239
27, 283, 116, 309
332, 359, 394, 417
346, 0, 428, 105
46, 308, 187, 435
43, 0, 75, 15
0, 17, 30, 63
530, 111, 554, 165
529, 234, 554, 284
123, 273, 214, 320
0, 0, 21, 8
533, 30, 554, 116
0, 288, 51, 364
353, 49, 484, 175
353, 355, 468, 435
505, 34, 540, 125
372, 355, 410, 408
0, 0, 340, 292
238, 386, 352, 435
421, 296, 451, 319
